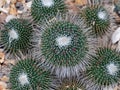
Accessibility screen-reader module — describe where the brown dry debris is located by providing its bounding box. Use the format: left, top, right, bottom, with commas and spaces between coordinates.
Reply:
0, 52, 5, 64
75, 0, 88, 5
0, 76, 9, 83
0, 81, 7, 90
9, 4, 17, 15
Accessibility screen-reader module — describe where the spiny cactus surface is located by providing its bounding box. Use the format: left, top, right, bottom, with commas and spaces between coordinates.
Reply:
86, 48, 120, 88
31, 0, 67, 23
0, 19, 33, 57
10, 59, 52, 90
82, 5, 110, 37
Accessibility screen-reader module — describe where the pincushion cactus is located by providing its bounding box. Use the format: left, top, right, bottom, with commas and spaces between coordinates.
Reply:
0, 19, 33, 58
31, 0, 67, 23
85, 47, 120, 89
35, 14, 96, 78
10, 59, 54, 90
81, 5, 110, 37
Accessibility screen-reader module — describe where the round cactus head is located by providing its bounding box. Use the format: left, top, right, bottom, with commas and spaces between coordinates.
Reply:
36, 14, 96, 77
31, 0, 67, 23
86, 47, 120, 89
82, 5, 110, 37
41, 21, 88, 67
10, 59, 53, 90
0, 19, 33, 57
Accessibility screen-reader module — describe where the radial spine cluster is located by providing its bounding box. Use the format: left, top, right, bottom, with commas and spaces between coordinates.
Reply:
0, 19, 33, 57
82, 5, 110, 37
10, 59, 53, 90
38, 14, 96, 78
85, 47, 120, 89
31, 0, 67, 23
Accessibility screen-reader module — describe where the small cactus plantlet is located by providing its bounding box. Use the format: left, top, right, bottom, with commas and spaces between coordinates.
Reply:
82, 5, 110, 37
57, 77, 86, 90
10, 59, 54, 90
85, 47, 120, 89
0, 19, 33, 58
31, 0, 67, 23
36, 14, 96, 78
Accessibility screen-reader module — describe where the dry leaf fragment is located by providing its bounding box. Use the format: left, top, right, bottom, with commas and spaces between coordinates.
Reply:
0, 76, 9, 82
75, 0, 87, 5
0, 52, 5, 64
4, 60, 16, 65
9, 4, 17, 15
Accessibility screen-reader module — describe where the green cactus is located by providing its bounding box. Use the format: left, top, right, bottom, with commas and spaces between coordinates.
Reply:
41, 21, 88, 66
10, 59, 53, 90
82, 5, 110, 37
31, 0, 67, 23
38, 14, 96, 77
85, 47, 120, 88
0, 19, 33, 57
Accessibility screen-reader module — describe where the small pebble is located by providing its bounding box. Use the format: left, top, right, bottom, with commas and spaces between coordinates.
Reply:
111, 27, 120, 44
0, 81, 7, 90
26, 1, 32, 8
15, 2, 24, 11
25, 0, 31, 3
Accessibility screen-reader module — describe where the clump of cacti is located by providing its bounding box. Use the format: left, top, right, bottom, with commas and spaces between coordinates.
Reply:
2, 0, 118, 90
10, 59, 54, 90
35, 14, 96, 78
31, 0, 67, 23
85, 47, 120, 89
81, 5, 110, 37
0, 19, 33, 58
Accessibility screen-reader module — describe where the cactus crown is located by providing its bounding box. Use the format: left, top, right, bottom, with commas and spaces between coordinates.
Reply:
31, 0, 67, 23
87, 48, 120, 86
0, 19, 33, 55
82, 5, 110, 37
41, 21, 88, 67
10, 59, 52, 90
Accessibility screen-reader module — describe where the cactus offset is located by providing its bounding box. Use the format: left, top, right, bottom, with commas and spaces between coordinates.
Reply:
82, 5, 110, 37
10, 59, 54, 90
85, 48, 120, 89
31, 0, 67, 23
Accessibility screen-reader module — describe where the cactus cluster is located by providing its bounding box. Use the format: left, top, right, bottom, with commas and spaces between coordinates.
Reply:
82, 5, 110, 37
85, 47, 120, 89
0, 0, 118, 90
31, 0, 67, 23
10, 59, 53, 90
0, 19, 33, 57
